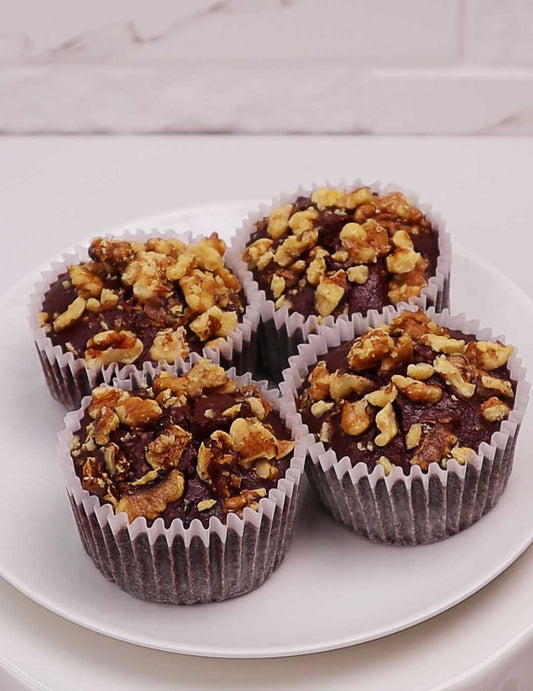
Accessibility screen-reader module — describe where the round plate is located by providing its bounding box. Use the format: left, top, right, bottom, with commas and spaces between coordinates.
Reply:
1, 202, 532, 659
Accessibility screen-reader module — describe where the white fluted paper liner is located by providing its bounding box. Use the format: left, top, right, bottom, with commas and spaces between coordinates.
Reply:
230, 180, 452, 379
280, 303, 529, 545
57, 351, 307, 604
29, 228, 262, 410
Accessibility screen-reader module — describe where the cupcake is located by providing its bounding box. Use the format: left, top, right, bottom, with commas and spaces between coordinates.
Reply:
281, 306, 528, 545
30, 231, 260, 409
235, 182, 451, 379
58, 356, 306, 604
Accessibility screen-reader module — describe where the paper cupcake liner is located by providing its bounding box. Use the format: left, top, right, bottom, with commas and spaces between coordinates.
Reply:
57, 352, 307, 604
29, 228, 262, 410
280, 304, 529, 545
231, 180, 452, 380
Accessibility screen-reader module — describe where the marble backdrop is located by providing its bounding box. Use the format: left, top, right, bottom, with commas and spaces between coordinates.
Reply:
0, 0, 532, 133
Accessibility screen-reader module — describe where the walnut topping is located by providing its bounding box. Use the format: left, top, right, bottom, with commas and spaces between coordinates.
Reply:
421, 334, 466, 354
197, 431, 234, 485
53, 297, 86, 332
145, 424, 192, 470
481, 397, 511, 422
69, 265, 104, 298
149, 326, 190, 363
223, 488, 267, 515
376, 455, 393, 476
306, 255, 327, 286
115, 396, 162, 427
115, 469, 185, 522
255, 459, 278, 480
274, 227, 318, 267
389, 310, 443, 340
450, 445, 476, 465
341, 399, 372, 437
89, 238, 136, 270
85, 329, 143, 367
405, 423, 422, 450
308, 363, 331, 401
391, 230, 413, 249
348, 330, 395, 370
38, 312, 49, 327
386, 248, 421, 275
346, 265, 369, 284
267, 204, 293, 239
480, 374, 514, 398
411, 422, 456, 471
270, 275, 286, 299
198, 499, 217, 512
374, 402, 398, 447
391, 375, 442, 403
86, 288, 119, 313
339, 222, 376, 264
229, 417, 279, 465
407, 363, 434, 380
93, 407, 120, 445
388, 255, 428, 304
288, 208, 319, 233
243, 238, 274, 268
180, 269, 217, 313
315, 271, 346, 317
311, 400, 334, 417
465, 341, 513, 371
365, 383, 397, 408
434, 355, 476, 398
329, 372, 373, 401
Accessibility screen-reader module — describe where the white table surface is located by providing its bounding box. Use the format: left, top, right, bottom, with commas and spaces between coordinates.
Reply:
2, 134, 533, 690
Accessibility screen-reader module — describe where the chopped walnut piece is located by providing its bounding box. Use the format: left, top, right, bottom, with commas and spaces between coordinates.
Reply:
407, 363, 434, 380
388, 255, 428, 304
391, 375, 442, 403
255, 459, 278, 480
308, 363, 331, 400
348, 330, 395, 370
389, 310, 443, 340
180, 269, 217, 313
341, 399, 372, 437
93, 406, 120, 445
149, 326, 190, 362
288, 208, 319, 233
391, 230, 414, 250
115, 469, 185, 522
89, 238, 136, 271
243, 238, 274, 268
270, 275, 286, 299
411, 422, 456, 471
145, 423, 192, 470
421, 334, 466, 355
480, 374, 514, 398
346, 265, 370, 285
230, 417, 279, 466
131, 470, 160, 487
53, 296, 86, 332
311, 400, 335, 417
315, 271, 347, 317
121, 252, 172, 304
267, 204, 293, 239
186, 360, 228, 396
192, 238, 225, 273
329, 372, 373, 401
319, 421, 332, 443
115, 396, 162, 427
86, 288, 119, 313
365, 383, 397, 408
386, 248, 421, 275
376, 455, 393, 476
85, 329, 143, 367
221, 404, 242, 419
380, 332, 414, 372
223, 488, 267, 514
433, 355, 476, 398
339, 222, 376, 264
374, 402, 399, 447
450, 445, 476, 465
311, 187, 346, 208
198, 499, 217, 512
405, 423, 423, 450
306, 254, 327, 286
69, 265, 104, 299
165, 250, 195, 281
377, 191, 413, 219
481, 397, 511, 422
274, 227, 318, 267
465, 341, 513, 371
197, 431, 235, 485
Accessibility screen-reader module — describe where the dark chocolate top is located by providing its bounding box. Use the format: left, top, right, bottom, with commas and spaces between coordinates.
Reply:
297, 310, 515, 474
71, 360, 294, 527
243, 187, 439, 320
40, 235, 245, 368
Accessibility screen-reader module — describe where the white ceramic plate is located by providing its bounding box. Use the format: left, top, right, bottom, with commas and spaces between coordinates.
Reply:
1, 202, 532, 659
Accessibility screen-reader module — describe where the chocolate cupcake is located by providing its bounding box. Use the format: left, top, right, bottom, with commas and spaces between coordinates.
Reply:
281, 306, 528, 545
58, 356, 306, 604
30, 231, 261, 409
234, 182, 451, 379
